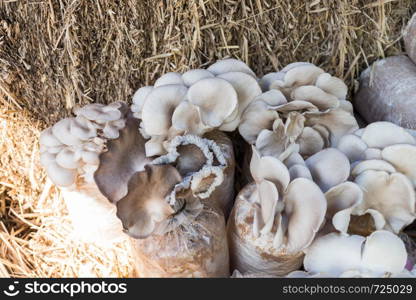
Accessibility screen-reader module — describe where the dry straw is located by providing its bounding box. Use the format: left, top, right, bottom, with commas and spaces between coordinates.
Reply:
0, 0, 415, 277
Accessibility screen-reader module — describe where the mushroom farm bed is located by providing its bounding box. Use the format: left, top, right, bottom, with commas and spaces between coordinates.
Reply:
1, 0, 416, 278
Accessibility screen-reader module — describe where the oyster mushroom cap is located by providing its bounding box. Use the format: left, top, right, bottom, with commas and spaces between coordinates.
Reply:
288, 164, 312, 180
141, 84, 188, 136
45, 161, 77, 187
116, 164, 180, 239
55, 148, 81, 170
280, 62, 314, 72
217, 72, 262, 131
70, 116, 97, 140
281, 64, 324, 87
207, 58, 256, 78
258, 180, 279, 232
337, 134, 368, 162
351, 159, 396, 177
354, 170, 416, 233
291, 85, 339, 110
131, 86, 154, 119
52, 118, 82, 146
239, 101, 279, 144
364, 148, 382, 160
40, 127, 62, 147
284, 178, 327, 253
182, 69, 215, 86
144, 135, 166, 157
305, 109, 359, 146
381, 144, 416, 187
154, 72, 184, 87
187, 77, 238, 128
360, 122, 415, 148
325, 181, 363, 233
361, 230, 408, 275
304, 233, 365, 276
338, 100, 354, 114
250, 146, 290, 192
171, 101, 209, 136
283, 152, 305, 168
315, 72, 348, 100
259, 72, 285, 91
305, 148, 350, 192
255, 89, 288, 106
94, 116, 150, 203
297, 126, 325, 157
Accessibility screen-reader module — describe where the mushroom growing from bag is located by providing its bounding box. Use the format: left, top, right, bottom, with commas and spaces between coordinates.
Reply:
287, 230, 415, 278
330, 122, 416, 235
94, 130, 235, 277
227, 146, 327, 276
39, 102, 149, 244
130, 58, 262, 157
239, 62, 358, 158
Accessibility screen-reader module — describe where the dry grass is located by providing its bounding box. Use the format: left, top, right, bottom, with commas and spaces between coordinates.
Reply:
0, 0, 415, 277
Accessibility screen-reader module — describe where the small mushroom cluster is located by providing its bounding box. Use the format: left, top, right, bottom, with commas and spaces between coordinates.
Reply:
333, 121, 416, 235
230, 140, 416, 277
131, 59, 262, 157
288, 230, 415, 278
94, 129, 234, 277
39, 102, 129, 187
228, 146, 327, 276
239, 62, 358, 158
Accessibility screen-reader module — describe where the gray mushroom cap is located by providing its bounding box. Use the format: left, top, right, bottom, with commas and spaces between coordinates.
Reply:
305, 148, 350, 192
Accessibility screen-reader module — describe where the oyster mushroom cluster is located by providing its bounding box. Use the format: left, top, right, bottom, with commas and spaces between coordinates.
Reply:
38, 56, 416, 278
39, 102, 129, 187
332, 122, 416, 235
289, 230, 415, 278
131, 59, 262, 156
239, 62, 358, 158
228, 147, 327, 275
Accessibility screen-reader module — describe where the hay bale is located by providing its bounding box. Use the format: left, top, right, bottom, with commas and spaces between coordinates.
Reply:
0, 0, 416, 277
1, 0, 415, 123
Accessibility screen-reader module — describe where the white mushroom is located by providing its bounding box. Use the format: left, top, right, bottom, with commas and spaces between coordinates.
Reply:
360, 122, 415, 148
303, 231, 408, 277
171, 101, 209, 136
45, 161, 77, 187
181, 69, 214, 86
284, 178, 327, 253
52, 118, 83, 146
315, 73, 348, 100
291, 85, 339, 110
131, 86, 154, 119
207, 58, 256, 78
227, 146, 327, 276
217, 72, 262, 131
154, 72, 184, 87
141, 84, 188, 136
187, 78, 238, 128
239, 101, 279, 144
336, 134, 367, 162
351, 159, 396, 177
381, 144, 416, 187
354, 170, 416, 233
305, 148, 350, 192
